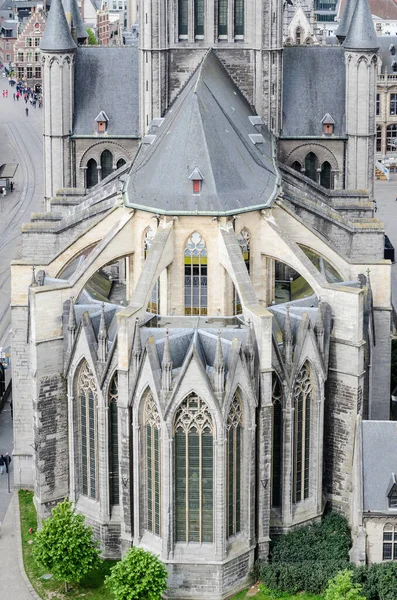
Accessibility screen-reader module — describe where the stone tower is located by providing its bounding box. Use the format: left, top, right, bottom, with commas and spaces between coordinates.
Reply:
139, 0, 283, 135
342, 0, 379, 197
40, 0, 76, 207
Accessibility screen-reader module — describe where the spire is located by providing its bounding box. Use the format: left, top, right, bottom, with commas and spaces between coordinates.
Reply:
68, 297, 76, 352
213, 330, 225, 394
214, 329, 224, 368
40, 0, 77, 52
161, 329, 173, 392
344, 0, 379, 52
244, 320, 255, 379
132, 317, 142, 372
63, 0, 87, 44
336, 0, 358, 43
30, 265, 37, 287
283, 305, 293, 370
97, 303, 108, 362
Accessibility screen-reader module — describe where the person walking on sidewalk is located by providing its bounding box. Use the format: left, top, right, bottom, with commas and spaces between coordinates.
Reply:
4, 453, 11, 474
0, 455, 4, 475
25, 107, 28, 116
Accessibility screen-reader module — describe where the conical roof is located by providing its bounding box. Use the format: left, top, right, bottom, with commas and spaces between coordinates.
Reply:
125, 51, 280, 216
63, 0, 87, 42
40, 0, 77, 52
336, 0, 358, 42
344, 0, 379, 51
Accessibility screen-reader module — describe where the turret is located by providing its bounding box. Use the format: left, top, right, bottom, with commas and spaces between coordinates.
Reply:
68, 297, 77, 352
335, 0, 358, 43
161, 329, 173, 392
63, 0, 88, 44
283, 305, 293, 371
343, 0, 379, 197
40, 0, 76, 208
97, 303, 108, 362
213, 330, 225, 395
244, 320, 255, 379
132, 318, 142, 373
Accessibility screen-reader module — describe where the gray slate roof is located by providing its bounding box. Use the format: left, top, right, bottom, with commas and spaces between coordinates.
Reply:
63, 0, 87, 42
40, 0, 76, 52
336, 0, 358, 41
125, 50, 280, 216
344, 0, 380, 51
282, 47, 346, 138
362, 420, 397, 513
73, 46, 139, 137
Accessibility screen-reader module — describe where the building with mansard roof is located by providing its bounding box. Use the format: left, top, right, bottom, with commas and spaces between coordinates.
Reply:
10, 0, 396, 598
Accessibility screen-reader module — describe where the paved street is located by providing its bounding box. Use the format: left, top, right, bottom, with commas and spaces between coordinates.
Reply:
374, 175, 397, 303
0, 82, 44, 349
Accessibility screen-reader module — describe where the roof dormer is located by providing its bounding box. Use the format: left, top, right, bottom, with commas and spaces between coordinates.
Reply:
387, 474, 397, 508
95, 111, 109, 134
321, 113, 335, 135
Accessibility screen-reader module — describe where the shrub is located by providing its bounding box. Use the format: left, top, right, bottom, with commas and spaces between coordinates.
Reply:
32, 499, 100, 593
105, 546, 168, 600
325, 569, 366, 600
259, 560, 350, 595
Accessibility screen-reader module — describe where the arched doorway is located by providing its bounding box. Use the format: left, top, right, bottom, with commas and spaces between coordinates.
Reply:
320, 161, 332, 189
86, 158, 98, 188
304, 152, 318, 183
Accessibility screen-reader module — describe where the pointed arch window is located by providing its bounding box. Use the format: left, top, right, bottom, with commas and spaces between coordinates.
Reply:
304, 152, 318, 183
174, 394, 214, 543
116, 158, 126, 169
320, 161, 332, 189
234, 0, 244, 37
101, 149, 113, 180
178, 0, 188, 36
77, 361, 98, 499
293, 363, 312, 503
184, 232, 208, 316
272, 374, 283, 508
86, 158, 98, 188
144, 228, 160, 314
227, 394, 243, 537
144, 393, 161, 535
109, 373, 119, 505
234, 228, 250, 315
194, 0, 204, 36
218, 0, 228, 36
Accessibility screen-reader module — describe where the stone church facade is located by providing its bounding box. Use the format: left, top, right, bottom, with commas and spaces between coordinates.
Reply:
11, 0, 394, 598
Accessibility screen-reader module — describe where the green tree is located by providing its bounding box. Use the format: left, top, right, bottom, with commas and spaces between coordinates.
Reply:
86, 28, 98, 45
325, 570, 366, 600
32, 499, 100, 593
105, 546, 168, 600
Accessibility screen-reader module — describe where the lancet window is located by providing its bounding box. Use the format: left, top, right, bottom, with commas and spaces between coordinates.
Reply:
272, 375, 283, 508
108, 373, 119, 506
184, 232, 208, 315
77, 361, 98, 500
101, 150, 113, 180
218, 0, 228, 36
293, 363, 312, 503
174, 394, 214, 543
234, 0, 244, 36
227, 394, 243, 537
144, 393, 161, 535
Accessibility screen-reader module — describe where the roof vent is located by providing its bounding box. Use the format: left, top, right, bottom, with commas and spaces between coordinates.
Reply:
143, 135, 156, 145
249, 116, 264, 127
249, 134, 264, 145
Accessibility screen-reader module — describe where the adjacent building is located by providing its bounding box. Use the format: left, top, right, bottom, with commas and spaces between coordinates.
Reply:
0, 18, 17, 67
13, 6, 45, 91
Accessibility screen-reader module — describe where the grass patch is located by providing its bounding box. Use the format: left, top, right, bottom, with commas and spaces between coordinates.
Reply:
231, 590, 323, 600
18, 490, 115, 600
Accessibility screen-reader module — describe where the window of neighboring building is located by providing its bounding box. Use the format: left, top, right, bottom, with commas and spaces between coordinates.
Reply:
86, 158, 98, 188
35, 67, 41, 79
34, 36, 40, 46
17, 67, 24, 79
390, 93, 397, 115
293, 362, 312, 503
35, 51, 40, 62
77, 360, 98, 500
26, 66, 32, 79
194, 0, 204, 36
144, 393, 161, 535
174, 393, 214, 543
6, 54, 10, 61
234, 0, 244, 37
227, 394, 243, 538
383, 524, 397, 560
101, 149, 113, 179
218, 0, 228, 36
272, 374, 283, 508
389, 488, 397, 508
26, 37, 32, 47
377, 126, 382, 152
376, 93, 380, 116
17, 51, 23, 62
108, 373, 119, 506
178, 0, 188, 37
184, 232, 208, 315
5, 42, 10, 50
387, 124, 397, 151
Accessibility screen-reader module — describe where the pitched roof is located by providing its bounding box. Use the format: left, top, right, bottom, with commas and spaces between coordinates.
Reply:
344, 0, 380, 51
73, 46, 139, 137
125, 50, 280, 216
95, 111, 109, 122
282, 46, 346, 138
63, 0, 87, 42
321, 113, 336, 124
362, 420, 397, 513
40, 0, 76, 52
336, 0, 358, 41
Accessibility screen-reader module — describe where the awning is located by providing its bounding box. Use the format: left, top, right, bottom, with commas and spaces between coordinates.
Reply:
0, 164, 18, 178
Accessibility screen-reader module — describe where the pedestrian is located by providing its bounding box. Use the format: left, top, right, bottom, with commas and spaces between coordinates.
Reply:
2, 187, 6, 197
4, 453, 11, 474
25, 107, 29, 116
10, 181, 13, 192
0, 455, 4, 475
5, 89, 8, 97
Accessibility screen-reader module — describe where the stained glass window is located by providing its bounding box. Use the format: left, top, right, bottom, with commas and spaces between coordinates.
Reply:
195, 0, 204, 36
144, 394, 161, 535
178, 0, 188, 36
78, 361, 98, 499
293, 363, 311, 503
109, 374, 119, 505
184, 232, 208, 315
272, 375, 283, 508
174, 394, 214, 542
218, 0, 228, 35
234, 0, 244, 36
227, 394, 243, 537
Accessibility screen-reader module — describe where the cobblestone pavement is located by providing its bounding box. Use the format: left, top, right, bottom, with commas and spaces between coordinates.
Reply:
0, 80, 44, 349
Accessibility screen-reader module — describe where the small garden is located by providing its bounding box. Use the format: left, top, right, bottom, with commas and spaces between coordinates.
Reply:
19, 492, 397, 600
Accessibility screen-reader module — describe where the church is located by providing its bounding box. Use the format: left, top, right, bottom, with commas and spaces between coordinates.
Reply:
11, 0, 395, 598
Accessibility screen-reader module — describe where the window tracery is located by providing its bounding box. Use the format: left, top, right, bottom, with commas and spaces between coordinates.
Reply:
272, 375, 283, 508
77, 361, 98, 500
108, 373, 119, 505
184, 232, 208, 315
144, 393, 161, 535
293, 363, 312, 503
227, 394, 243, 537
